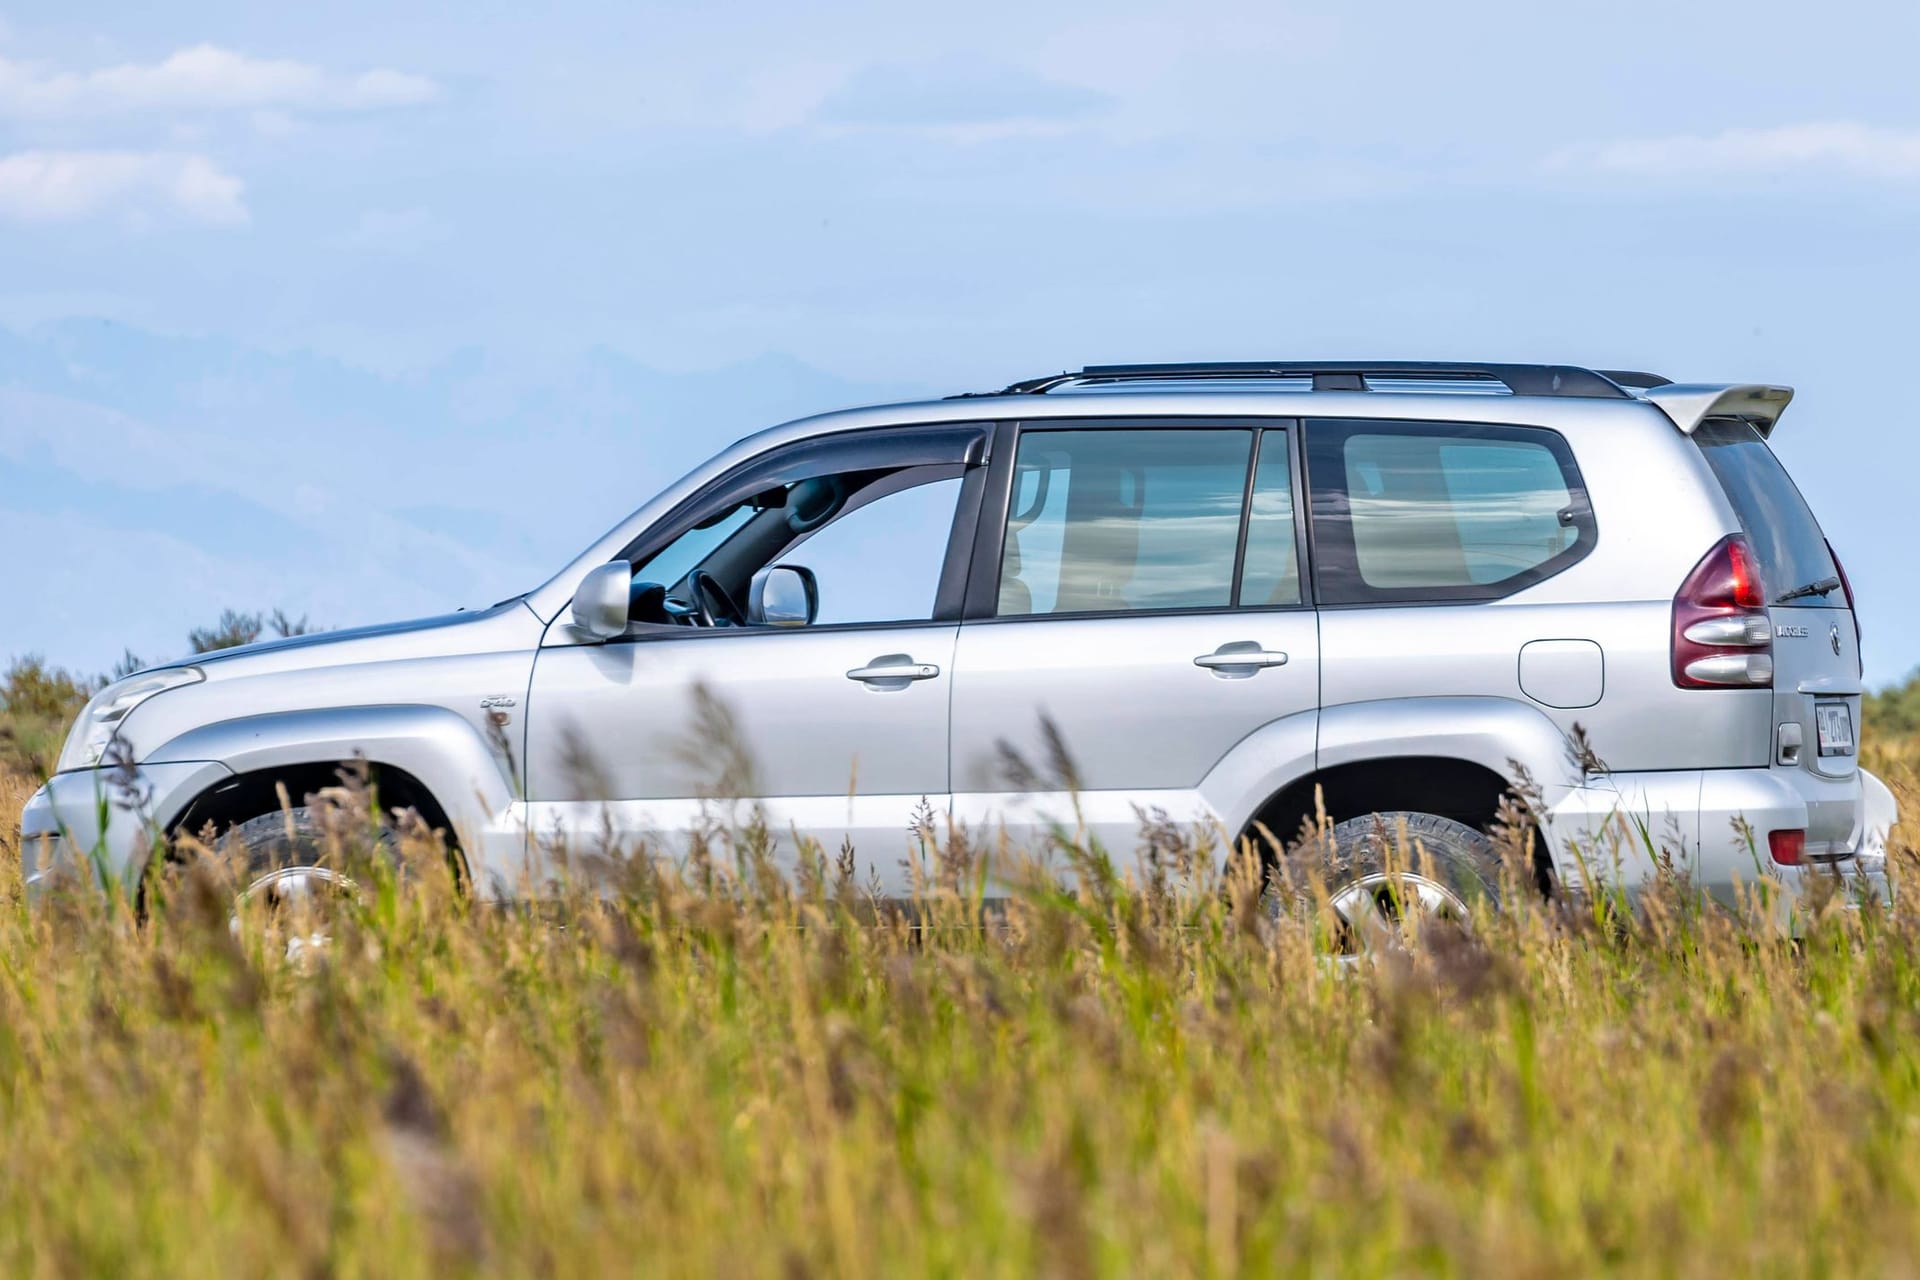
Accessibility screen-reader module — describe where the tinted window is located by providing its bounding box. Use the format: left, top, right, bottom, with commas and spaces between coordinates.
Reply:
1693, 420, 1837, 607
998, 428, 1253, 615
632, 503, 755, 590
1307, 420, 1593, 604
1239, 430, 1301, 607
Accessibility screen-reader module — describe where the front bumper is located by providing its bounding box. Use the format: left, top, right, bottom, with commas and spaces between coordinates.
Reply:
17, 761, 232, 893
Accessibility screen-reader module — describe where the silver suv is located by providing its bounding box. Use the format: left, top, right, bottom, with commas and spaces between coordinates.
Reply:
20, 361, 1896, 918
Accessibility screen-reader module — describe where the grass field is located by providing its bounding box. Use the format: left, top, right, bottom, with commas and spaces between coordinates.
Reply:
0, 663, 1918, 1275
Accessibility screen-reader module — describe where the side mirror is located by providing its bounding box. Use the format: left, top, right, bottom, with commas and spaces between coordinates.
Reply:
569, 562, 632, 640
748, 564, 818, 627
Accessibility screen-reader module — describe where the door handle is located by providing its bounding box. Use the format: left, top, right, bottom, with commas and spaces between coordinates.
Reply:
1193, 646, 1289, 671
847, 659, 941, 683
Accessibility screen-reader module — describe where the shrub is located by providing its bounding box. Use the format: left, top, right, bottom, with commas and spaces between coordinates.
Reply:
0, 656, 97, 779
1868, 668, 1920, 741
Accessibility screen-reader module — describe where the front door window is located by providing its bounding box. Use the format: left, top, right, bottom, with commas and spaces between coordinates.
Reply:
626, 463, 966, 631
777, 475, 963, 625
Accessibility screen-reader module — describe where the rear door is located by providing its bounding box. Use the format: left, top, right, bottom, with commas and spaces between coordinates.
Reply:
949, 420, 1319, 852
1693, 420, 1861, 849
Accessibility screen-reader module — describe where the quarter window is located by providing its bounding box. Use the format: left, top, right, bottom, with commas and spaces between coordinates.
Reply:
1306, 420, 1593, 604
1239, 430, 1302, 607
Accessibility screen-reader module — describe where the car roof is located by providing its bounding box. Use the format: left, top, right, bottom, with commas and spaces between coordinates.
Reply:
523, 362, 1791, 622
789, 360, 1789, 439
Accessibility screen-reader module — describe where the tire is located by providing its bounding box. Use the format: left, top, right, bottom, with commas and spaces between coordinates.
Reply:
1272, 811, 1505, 949
159, 804, 396, 929
225, 805, 395, 875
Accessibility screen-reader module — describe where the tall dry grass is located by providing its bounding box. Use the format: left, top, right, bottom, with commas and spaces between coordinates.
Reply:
0, 736, 1915, 1277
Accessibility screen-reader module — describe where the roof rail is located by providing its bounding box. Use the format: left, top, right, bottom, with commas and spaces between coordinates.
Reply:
1597, 369, 1674, 389
952, 361, 1640, 399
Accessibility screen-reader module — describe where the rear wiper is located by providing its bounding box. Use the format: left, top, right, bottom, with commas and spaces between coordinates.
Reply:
1773, 576, 1842, 604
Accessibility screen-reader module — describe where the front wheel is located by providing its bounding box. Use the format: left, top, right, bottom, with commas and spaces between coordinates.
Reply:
161, 802, 412, 956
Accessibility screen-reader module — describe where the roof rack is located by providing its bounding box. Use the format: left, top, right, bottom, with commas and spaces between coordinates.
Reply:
1597, 369, 1674, 389
951, 361, 1663, 399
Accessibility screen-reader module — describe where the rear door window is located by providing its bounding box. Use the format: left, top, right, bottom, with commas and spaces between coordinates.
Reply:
1305, 419, 1595, 604
1692, 420, 1838, 607
998, 428, 1253, 615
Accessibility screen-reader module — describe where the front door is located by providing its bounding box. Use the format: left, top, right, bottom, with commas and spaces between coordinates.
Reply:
523, 424, 988, 894
949, 421, 1320, 856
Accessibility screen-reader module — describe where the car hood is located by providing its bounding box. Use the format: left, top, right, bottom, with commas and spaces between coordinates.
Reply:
167, 599, 546, 678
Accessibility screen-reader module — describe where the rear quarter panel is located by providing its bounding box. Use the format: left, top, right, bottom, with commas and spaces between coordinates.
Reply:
1318, 401, 1763, 773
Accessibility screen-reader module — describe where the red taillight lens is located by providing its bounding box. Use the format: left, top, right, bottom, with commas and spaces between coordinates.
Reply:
1768, 829, 1806, 866
1682, 534, 1766, 609
1725, 538, 1765, 609
1673, 535, 1774, 689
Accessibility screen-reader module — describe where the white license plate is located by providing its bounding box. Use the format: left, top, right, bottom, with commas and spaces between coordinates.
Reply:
1816, 703, 1855, 757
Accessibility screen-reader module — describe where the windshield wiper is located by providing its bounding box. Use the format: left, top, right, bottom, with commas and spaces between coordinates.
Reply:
1773, 576, 1842, 604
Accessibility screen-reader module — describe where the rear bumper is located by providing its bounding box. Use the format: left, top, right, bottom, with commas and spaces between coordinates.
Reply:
1545, 763, 1891, 912
1777, 857, 1890, 910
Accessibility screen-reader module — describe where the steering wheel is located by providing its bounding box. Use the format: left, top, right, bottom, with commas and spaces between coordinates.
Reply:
685, 569, 746, 627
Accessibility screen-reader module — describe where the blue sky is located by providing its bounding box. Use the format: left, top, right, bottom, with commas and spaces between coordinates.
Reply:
1, 0, 1917, 683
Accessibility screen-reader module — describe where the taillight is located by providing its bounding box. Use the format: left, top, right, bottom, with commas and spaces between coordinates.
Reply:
1673, 535, 1773, 689
1768, 828, 1806, 866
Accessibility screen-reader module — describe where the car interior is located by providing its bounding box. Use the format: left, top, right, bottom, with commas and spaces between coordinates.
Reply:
625, 464, 952, 628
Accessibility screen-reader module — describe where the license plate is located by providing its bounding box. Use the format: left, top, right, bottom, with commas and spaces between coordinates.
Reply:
1815, 703, 1855, 757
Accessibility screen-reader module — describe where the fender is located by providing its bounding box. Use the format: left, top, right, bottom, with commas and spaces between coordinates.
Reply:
1202, 695, 1587, 844
145, 704, 524, 887
1316, 696, 1585, 799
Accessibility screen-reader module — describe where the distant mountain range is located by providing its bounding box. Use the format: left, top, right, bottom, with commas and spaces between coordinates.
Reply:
0, 318, 933, 671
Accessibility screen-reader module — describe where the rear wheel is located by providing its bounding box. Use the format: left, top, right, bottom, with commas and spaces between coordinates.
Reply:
1270, 811, 1504, 953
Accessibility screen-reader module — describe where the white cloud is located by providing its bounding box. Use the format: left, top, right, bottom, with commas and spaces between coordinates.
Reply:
1549, 122, 1920, 181
0, 43, 436, 119
0, 150, 247, 225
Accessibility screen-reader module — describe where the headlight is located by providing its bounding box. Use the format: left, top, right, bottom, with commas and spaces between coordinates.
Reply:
56, 667, 203, 773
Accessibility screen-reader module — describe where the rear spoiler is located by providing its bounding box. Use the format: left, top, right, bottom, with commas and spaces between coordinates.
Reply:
1641, 383, 1794, 438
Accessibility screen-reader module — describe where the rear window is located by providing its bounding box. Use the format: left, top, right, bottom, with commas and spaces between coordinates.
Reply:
1693, 420, 1837, 607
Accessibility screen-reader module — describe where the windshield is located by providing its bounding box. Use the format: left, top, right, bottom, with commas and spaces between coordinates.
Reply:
1693, 420, 1839, 607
